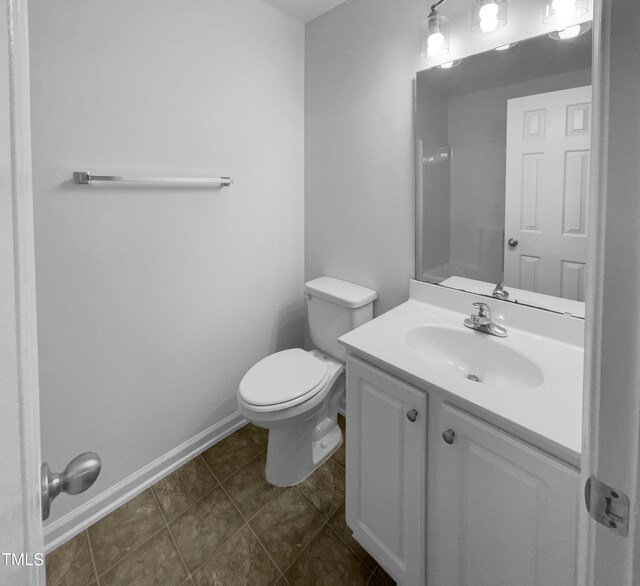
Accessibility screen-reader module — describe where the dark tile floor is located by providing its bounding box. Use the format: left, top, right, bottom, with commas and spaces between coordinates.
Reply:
46, 415, 396, 585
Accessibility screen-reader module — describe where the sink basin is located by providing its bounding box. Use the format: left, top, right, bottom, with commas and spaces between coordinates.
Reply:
404, 325, 544, 391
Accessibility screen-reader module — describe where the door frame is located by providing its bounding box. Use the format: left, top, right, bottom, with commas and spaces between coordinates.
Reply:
581, 0, 640, 583
3, 0, 640, 583
1, 0, 44, 583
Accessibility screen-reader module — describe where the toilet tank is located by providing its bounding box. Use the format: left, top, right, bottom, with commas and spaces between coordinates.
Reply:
304, 277, 377, 361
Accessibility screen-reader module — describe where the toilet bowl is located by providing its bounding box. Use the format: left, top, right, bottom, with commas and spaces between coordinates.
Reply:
237, 277, 377, 486
238, 349, 344, 486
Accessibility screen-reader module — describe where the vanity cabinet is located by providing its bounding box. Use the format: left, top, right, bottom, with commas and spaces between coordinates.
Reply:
345, 356, 580, 586
428, 402, 580, 586
345, 357, 427, 585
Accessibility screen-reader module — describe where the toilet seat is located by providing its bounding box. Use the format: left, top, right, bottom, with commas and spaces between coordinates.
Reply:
239, 349, 331, 412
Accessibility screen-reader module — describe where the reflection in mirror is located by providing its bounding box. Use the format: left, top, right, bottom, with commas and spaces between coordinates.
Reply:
416, 30, 592, 316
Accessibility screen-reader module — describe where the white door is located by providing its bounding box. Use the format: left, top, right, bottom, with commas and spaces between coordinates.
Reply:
504, 86, 592, 300
0, 0, 45, 583
345, 357, 427, 585
429, 403, 580, 586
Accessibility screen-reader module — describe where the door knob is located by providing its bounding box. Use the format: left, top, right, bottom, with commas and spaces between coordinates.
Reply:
406, 409, 418, 422
442, 429, 456, 444
41, 452, 102, 520
507, 238, 519, 248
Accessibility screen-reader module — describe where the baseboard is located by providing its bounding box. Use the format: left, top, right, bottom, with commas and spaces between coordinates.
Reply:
44, 411, 247, 553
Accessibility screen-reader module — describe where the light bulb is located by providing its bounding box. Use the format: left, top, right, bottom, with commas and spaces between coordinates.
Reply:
479, 2, 500, 32
552, 0, 577, 25
479, 2, 499, 19
427, 32, 445, 57
440, 61, 454, 69
557, 24, 581, 39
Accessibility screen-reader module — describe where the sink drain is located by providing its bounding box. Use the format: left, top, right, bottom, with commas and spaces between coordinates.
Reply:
467, 374, 481, 382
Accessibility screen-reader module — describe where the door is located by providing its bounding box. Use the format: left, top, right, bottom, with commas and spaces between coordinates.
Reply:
429, 403, 580, 586
504, 86, 592, 300
1, 0, 45, 583
345, 357, 427, 585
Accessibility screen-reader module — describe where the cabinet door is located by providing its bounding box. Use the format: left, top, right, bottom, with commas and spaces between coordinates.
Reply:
429, 403, 579, 586
345, 357, 427, 585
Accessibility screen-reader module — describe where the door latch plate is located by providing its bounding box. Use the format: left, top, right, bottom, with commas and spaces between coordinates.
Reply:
585, 476, 629, 537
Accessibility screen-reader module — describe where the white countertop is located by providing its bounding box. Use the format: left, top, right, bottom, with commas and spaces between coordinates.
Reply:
339, 281, 584, 465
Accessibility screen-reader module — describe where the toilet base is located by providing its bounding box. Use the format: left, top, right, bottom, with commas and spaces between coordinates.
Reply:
263, 377, 344, 487
265, 418, 342, 486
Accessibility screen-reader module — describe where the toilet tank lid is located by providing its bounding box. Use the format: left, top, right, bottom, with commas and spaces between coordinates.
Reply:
305, 277, 377, 309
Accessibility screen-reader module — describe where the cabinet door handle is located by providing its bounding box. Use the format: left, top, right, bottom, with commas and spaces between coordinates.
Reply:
406, 409, 418, 422
442, 429, 455, 444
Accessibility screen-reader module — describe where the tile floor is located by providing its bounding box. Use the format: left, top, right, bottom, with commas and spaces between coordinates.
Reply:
46, 415, 396, 585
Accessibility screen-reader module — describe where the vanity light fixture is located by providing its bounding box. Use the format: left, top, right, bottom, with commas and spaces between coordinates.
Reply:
543, 0, 588, 27
471, 0, 507, 33
495, 42, 517, 51
548, 20, 592, 40
421, 0, 449, 58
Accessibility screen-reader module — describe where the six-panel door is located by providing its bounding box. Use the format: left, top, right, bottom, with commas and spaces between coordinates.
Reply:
345, 357, 427, 585
504, 85, 592, 300
428, 402, 580, 586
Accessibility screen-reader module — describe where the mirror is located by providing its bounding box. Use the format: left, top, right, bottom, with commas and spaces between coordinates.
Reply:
416, 30, 592, 316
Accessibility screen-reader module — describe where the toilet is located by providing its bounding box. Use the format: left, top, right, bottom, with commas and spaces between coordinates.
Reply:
237, 276, 377, 486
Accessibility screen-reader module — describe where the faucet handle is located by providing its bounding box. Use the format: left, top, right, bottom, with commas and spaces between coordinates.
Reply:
472, 302, 490, 318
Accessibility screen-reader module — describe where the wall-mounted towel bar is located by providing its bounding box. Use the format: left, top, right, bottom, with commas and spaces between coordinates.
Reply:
73, 171, 234, 187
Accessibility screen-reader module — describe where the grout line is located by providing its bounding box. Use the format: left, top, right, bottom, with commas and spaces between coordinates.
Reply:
165, 483, 218, 527
244, 486, 285, 524
149, 488, 191, 582
217, 480, 246, 524
186, 521, 249, 580
84, 529, 101, 586
94, 524, 167, 580
293, 484, 342, 523
197, 454, 220, 484
200, 450, 280, 526
324, 520, 376, 573
164, 525, 190, 580
245, 521, 286, 583
197, 454, 219, 487
218, 472, 321, 579
200, 448, 262, 485
181, 467, 255, 578
279, 518, 329, 576
89, 486, 170, 579
149, 487, 168, 525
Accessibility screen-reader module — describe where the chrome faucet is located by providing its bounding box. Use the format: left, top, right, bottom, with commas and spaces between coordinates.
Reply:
464, 302, 508, 338
492, 281, 510, 300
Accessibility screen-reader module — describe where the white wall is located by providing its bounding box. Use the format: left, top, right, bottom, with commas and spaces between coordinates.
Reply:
305, 0, 424, 315
29, 0, 304, 536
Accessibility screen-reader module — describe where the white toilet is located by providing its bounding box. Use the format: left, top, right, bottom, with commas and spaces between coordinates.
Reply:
237, 276, 377, 486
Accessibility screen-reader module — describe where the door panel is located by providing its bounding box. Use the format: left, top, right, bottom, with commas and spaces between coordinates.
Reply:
505, 86, 592, 300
